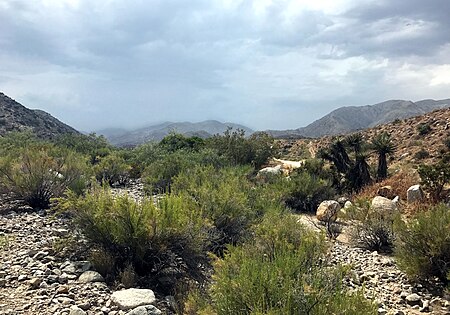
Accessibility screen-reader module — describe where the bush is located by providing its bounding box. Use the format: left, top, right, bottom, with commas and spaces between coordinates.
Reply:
283, 170, 335, 213
94, 152, 131, 186
206, 129, 276, 168
414, 149, 429, 160
158, 132, 205, 152
0, 146, 89, 208
55, 133, 111, 164
186, 213, 377, 315
58, 187, 209, 292
418, 162, 450, 201
395, 204, 450, 283
173, 166, 261, 253
417, 123, 432, 136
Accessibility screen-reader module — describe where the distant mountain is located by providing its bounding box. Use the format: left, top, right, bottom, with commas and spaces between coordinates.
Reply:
0, 92, 79, 139
98, 120, 254, 146
268, 98, 450, 138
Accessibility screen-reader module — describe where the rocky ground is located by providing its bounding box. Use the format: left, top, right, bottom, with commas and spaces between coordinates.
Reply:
0, 182, 449, 315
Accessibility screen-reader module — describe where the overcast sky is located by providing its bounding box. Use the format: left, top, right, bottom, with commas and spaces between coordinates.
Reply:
1, 0, 450, 131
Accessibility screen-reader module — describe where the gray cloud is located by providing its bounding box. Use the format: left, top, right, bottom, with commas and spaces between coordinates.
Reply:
0, 0, 449, 131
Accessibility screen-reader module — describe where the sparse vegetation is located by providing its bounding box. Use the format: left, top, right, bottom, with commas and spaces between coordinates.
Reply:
418, 161, 450, 201
395, 204, 450, 283
417, 122, 432, 136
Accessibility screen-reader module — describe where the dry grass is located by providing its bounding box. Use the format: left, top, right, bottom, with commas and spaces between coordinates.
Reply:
355, 170, 419, 201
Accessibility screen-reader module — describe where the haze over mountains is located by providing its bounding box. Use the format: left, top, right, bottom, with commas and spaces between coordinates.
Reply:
96, 121, 254, 147
0, 92, 79, 139
1, 91, 450, 146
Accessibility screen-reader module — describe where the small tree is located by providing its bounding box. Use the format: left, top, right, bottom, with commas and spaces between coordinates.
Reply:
371, 132, 396, 181
418, 162, 450, 201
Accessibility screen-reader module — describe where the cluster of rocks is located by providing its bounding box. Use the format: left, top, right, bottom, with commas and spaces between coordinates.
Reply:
0, 209, 170, 315
316, 184, 426, 223
329, 242, 450, 315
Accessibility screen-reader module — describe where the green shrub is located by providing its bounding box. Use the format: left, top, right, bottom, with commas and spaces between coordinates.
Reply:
350, 215, 396, 253
173, 166, 259, 253
418, 162, 450, 201
395, 204, 450, 283
0, 146, 89, 208
94, 152, 131, 186
417, 123, 432, 136
58, 187, 209, 292
158, 132, 205, 152
188, 213, 376, 315
414, 149, 429, 160
283, 170, 335, 213
206, 129, 276, 168
55, 133, 112, 164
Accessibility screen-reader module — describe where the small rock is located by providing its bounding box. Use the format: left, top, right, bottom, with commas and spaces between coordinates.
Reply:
407, 185, 424, 203
69, 305, 87, 315
29, 277, 42, 289
406, 293, 422, 306
126, 305, 162, 315
78, 271, 104, 283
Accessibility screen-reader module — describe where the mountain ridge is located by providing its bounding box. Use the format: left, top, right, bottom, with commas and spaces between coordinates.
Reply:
267, 98, 450, 138
0, 92, 79, 139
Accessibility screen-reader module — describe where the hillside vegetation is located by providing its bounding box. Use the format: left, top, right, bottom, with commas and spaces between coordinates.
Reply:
0, 108, 449, 314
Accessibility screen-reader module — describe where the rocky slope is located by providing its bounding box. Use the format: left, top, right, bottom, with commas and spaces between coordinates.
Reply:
269, 98, 450, 139
96, 120, 253, 147
1, 185, 449, 314
0, 92, 79, 139
279, 107, 450, 167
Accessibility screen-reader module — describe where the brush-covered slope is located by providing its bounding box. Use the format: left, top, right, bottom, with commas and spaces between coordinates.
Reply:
0, 92, 79, 139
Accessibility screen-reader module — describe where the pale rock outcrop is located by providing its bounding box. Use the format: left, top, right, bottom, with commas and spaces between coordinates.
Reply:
371, 196, 398, 215
111, 288, 157, 310
78, 271, 104, 283
407, 185, 424, 203
316, 200, 341, 222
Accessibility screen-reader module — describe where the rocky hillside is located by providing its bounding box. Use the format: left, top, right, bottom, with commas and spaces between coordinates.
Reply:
269, 98, 450, 139
97, 120, 254, 147
280, 107, 450, 167
0, 92, 79, 139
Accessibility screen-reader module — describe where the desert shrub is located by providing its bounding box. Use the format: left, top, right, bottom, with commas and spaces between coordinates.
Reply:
345, 199, 396, 252
414, 149, 429, 160
395, 204, 450, 283
444, 136, 450, 150
94, 152, 131, 186
55, 133, 111, 164
0, 146, 89, 208
206, 129, 276, 168
173, 166, 261, 253
350, 214, 396, 253
0, 131, 41, 155
158, 132, 205, 152
143, 149, 227, 193
187, 213, 376, 315
418, 162, 450, 201
283, 170, 335, 213
58, 187, 209, 292
417, 123, 432, 135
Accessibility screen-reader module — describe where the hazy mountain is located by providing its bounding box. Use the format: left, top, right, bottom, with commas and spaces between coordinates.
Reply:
268, 98, 450, 138
98, 120, 254, 146
0, 92, 79, 139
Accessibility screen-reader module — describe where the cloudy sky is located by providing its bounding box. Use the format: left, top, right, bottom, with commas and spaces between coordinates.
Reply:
1, 0, 450, 131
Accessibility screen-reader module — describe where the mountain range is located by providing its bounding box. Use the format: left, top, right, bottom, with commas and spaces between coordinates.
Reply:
268, 99, 450, 138
0, 92, 79, 139
96, 121, 254, 146
1, 91, 450, 145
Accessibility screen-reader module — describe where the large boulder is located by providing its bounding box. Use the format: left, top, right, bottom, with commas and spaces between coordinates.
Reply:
407, 185, 424, 203
316, 200, 341, 222
371, 196, 397, 215
258, 165, 282, 176
111, 288, 157, 311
